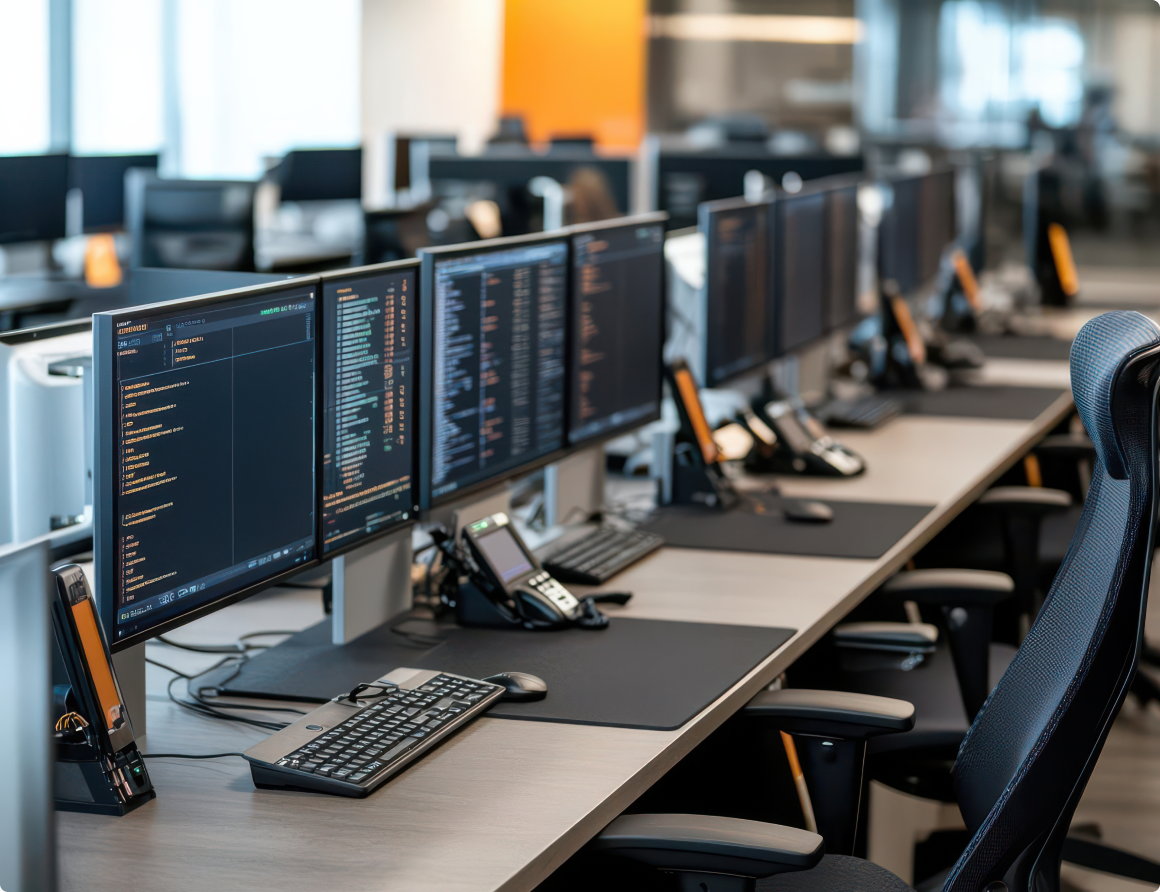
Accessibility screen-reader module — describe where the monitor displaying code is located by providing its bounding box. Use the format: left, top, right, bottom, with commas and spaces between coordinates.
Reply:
110, 286, 317, 642
321, 267, 416, 555
568, 220, 664, 444
702, 200, 770, 386
430, 241, 568, 500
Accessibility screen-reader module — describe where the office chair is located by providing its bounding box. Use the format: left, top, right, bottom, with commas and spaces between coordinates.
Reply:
591, 310, 1160, 892
125, 170, 256, 271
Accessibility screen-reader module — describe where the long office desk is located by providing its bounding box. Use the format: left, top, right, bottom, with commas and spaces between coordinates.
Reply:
59, 369, 1074, 892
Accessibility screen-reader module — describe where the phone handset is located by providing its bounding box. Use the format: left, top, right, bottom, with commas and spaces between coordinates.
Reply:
459, 513, 607, 630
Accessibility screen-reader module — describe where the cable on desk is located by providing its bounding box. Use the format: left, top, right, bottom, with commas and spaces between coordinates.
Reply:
142, 752, 244, 761
147, 654, 298, 730
155, 635, 247, 654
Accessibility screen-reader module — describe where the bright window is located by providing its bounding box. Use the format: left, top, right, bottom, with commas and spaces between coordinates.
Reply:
174, 0, 361, 179
72, 0, 165, 155
0, 0, 51, 154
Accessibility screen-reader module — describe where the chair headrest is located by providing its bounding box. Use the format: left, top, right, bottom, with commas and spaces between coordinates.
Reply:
1070, 311, 1160, 480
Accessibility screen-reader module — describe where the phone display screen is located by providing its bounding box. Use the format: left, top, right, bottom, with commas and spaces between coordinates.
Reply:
474, 526, 535, 585
70, 595, 123, 732
672, 366, 720, 466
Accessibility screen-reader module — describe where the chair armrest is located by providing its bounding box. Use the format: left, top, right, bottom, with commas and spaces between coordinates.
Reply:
978, 486, 1072, 516
833, 621, 938, 653
743, 688, 915, 740
882, 568, 1014, 606
591, 813, 823, 879
1035, 433, 1096, 461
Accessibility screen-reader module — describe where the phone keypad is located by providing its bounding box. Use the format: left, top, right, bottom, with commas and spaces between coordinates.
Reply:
528, 571, 580, 612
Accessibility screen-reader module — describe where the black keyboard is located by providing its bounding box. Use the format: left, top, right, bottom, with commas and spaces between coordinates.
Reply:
543, 527, 664, 585
244, 668, 503, 797
818, 395, 903, 430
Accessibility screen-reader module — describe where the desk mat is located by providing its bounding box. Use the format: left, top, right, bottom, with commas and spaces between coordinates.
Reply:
970, 334, 1073, 361
207, 616, 795, 731
638, 494, 933, 560
886, 385, 1067, 421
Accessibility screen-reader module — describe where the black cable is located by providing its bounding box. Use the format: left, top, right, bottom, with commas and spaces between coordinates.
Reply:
237, 630, 298, 641
145, 656, 190, 678
154, 635, 246, 654
142, 752, 244, 761
149, 655, 293, 731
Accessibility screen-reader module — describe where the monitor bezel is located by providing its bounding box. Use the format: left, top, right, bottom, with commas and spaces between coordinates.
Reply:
565, 212, 669, 449
697, 194, 775, 387
93, 276, 323, 653
418, 231, 575, 510
316, 259, 422, 561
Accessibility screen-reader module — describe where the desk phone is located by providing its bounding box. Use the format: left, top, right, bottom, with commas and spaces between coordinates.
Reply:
461, 512, 587, 629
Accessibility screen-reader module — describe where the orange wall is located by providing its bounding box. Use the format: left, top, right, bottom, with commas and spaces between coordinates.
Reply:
501, 0, 647, 150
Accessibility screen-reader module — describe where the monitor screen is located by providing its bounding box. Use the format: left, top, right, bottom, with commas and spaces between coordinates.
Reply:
777, 191, 826, 353
0, 153, 68, 244
320, 263, 418, 556
699, 198, 771, 386
825, 184, 859, 332
276, 148, 362, 202
95, 280, 318, 647
568, 216, 665, 445
879, 176, 921, 295
919, 170, 955, 284
70, 154, 159, 232
421, 237, 568, 506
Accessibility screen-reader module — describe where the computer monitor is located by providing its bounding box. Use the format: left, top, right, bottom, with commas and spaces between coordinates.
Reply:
654, 148, 864, 229
919, 169, 956, 284
824, 182, 860, 333
698, 196, 772, 387
319, 261, 420, 556
775, 189, 826, 354
93, 278, 320, 651
567, 213, 667, 446
0, 153, 69, 244
125, 171, 256, 271
69, 154, 160, 232
418, 233, 569, 508
274, 148, 362, 203
878, 174, 921, 295
427, 154, 631, 233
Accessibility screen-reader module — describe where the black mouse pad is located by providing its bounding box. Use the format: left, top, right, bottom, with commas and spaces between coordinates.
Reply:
204, 617, 795, 731
970, 334, 1073, 362
885, 385, 1068, 421
638, 494, 933, 560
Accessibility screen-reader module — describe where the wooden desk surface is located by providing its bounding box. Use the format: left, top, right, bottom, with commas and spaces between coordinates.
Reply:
58, 383, 1075, 892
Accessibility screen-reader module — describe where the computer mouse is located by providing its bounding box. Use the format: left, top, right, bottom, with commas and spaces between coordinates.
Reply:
781, 499, 834, 524
483, 671, 548, 702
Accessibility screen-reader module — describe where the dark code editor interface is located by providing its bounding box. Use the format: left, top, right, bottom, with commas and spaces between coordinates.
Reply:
112, 287, 317, 640
321, 269, 415, 554
569, 222, 664, 444
705, 204, 769, 386
431, 242, 567, 499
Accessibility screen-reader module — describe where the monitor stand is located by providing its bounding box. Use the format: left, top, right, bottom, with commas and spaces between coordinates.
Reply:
112, 643, 147, 739
543, 445, 604, 527
331, 526, 413, 645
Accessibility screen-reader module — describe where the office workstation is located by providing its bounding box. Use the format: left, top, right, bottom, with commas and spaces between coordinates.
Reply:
4, 3, 1160, 892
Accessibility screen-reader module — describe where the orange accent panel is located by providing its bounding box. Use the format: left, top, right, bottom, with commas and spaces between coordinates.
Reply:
501, 0, 646, 149
1047, 223, 1080, 297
